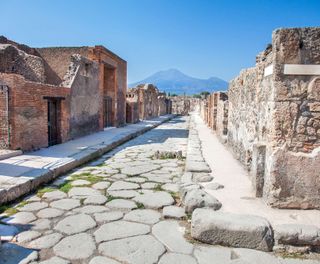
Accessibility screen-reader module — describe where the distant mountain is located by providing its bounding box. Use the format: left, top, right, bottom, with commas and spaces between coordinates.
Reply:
129, 69, 228, 95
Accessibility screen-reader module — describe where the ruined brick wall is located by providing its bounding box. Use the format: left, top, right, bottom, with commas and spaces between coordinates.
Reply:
88, 46, 127, 127
138, 84, 159, 120
36, 47, 89, 85
158, 94, 167, 116
170, 96, 190, 115
0, 74, 70, 151
228, 27, 320, 209
62, 55, 101, 139
126, 88, 140, 123
0, 44, 46, 83
0, 83, 9, 149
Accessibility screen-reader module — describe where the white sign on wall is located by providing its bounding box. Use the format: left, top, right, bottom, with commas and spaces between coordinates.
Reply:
284, 64, 320, 75
264, 64, 273, 77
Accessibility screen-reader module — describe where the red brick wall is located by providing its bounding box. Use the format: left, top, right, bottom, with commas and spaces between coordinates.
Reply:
0, 84, 9, 148
0, 73, 70, 151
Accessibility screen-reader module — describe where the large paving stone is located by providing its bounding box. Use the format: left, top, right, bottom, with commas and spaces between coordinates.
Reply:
19, 202, 48, 212
98, 235, 166, 264
108, 181, 140, 191
71, 179, 90, 186
94, 211, 124, 223
108, 190, 139, 198
50, 199, 80, 210
194, 245, 232, 264
184, 189, 222, 213
83, 195, 107, 205
89, 256, 120, 264
37, 208, 64, 218
42, 190, 67, 201
186, 161, 211, 173
73, 205, 108, 214
39, 256, 71, 264
125, 177, 147, 183
121, 165, 160, 176
3, 212, 36, 225
28, 233, 63, 249
191, 209, 274, 252
54, 214, 96, 235
152, 220, 194, 254
274, 224, 320, 246
92, 181, 111, 190
68, 187, 101, 197
94, 220, 150, 243
53, 233, 96, 260
193, 173, 213, 183
163, 206, 186, 219
0, 243, 38, 264
30, 218, 51, 230
162, 183, 180, 193
232, 248, 281, 264
133, 191, 174, 209
16, 230, 41, 243
105, 199, 137, 210
124, 209, 161, 224
159, 253, 197, 264
206, 182, 224, 190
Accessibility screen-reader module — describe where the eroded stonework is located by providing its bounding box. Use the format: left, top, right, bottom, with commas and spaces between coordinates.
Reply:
200, 27, 320, 209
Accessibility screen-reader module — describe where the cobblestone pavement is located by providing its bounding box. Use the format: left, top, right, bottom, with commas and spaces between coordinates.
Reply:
0, 116, 319, 264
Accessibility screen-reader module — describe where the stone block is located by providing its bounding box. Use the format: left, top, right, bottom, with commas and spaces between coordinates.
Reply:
191, 208, 274, 251
184, 189, 221, 213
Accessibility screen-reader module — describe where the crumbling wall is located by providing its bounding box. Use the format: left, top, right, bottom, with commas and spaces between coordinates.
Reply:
0, 44, 46, 83
126, 88, 140, 123
228, 27, 320, 209
158, 94, 167, 116
264, 28, 320, 209
62, 55, 101, 139
138, 84, 159, 120
0, 82, 9, 149
171, 96, 190, 115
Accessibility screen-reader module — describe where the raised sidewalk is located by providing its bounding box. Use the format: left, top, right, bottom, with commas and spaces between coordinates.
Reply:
0, 115, 175, 205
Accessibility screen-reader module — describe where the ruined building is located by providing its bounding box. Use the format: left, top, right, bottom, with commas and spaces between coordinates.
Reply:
201, 27, 320, 209
0, 36, 127, 151
170, 96, 191, 115
126, 84, 172, 122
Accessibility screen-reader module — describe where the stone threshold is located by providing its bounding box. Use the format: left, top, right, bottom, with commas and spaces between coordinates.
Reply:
180, 114, 320, 253
0, 115, 176, 205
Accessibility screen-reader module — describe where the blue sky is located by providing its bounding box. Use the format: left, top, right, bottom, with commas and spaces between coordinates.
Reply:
1, 0, 320, 83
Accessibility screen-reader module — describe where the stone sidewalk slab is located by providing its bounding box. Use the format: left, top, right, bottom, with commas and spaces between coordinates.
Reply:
0, 115, 175, 205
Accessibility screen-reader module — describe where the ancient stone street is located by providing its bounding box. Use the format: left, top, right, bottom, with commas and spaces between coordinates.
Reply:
1, 117, 319, 263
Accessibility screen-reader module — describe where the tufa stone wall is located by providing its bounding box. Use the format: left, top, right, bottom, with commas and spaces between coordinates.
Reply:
200, 27, 320, 209
170, 96, 191, 115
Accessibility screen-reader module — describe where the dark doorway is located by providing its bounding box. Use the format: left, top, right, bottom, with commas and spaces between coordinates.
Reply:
104, 96, 113, 127
47, 99, 60, 146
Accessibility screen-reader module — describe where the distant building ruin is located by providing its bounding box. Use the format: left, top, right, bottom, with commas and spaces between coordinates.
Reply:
200, 27, 320, 209
126, 84, 172, 123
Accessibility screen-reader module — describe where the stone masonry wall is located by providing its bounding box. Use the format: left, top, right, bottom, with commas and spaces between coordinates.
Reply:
200, 27, 320, 209
228, 28, 320, 208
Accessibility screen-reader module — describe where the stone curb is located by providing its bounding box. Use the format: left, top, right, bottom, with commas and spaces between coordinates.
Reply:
179, 116, 221, 213
0, 115, 176, 205
184, 114, 320, 252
